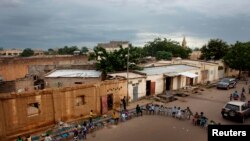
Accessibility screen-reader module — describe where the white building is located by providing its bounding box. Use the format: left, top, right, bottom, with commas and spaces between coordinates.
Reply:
138, 65, 200, 95
108, 72, 146, 102
173, 59, 219, 83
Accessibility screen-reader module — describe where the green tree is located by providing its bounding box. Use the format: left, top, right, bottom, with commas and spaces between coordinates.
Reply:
223, 41, 250, 78
143, 38, 192, 59
58, 46, 79, 55
47, 48, 57, 55
156, 51, 172, 60
0, 47, 3, 51
89, 45, 142, 80
20, 48, 34, 57
200, 39, 229, 60
81, 47, 89, 54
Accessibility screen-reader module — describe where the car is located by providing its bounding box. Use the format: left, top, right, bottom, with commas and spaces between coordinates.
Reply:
216, 78, 237, 90
221, 101, 250, 123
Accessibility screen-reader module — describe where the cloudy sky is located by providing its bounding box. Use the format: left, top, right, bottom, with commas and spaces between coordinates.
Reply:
0, 0, 250, 49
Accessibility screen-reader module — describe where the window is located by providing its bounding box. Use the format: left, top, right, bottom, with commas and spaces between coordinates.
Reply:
242, 104, 248, 111
75, 82, 83, 84
225, 104, 239, 111
76, 96, 86, 106
27, 103, 40, 117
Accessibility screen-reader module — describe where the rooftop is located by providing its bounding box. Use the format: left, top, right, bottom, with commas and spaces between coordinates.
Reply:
139, 65, 199, 75
45, 69, 101, 78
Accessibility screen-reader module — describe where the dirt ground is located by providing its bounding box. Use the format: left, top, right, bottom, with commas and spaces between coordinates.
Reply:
84, 79, 250, 141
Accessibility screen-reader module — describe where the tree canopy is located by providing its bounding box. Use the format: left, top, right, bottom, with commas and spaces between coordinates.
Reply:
58, 46, 79, 55
143, 38, 192, 59
156, 51, 172, 60
89, 45, 142, 79
81, 47, 89, 54
223, 41, 250, 77
200, 39, 229, 60
20, 48, 34, 57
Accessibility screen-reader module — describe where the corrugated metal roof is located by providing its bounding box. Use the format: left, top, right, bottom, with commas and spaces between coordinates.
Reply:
139, 65, 199, 75
45, 69, 101, 78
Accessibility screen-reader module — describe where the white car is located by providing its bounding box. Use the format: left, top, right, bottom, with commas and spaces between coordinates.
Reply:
221, 101, 250, 123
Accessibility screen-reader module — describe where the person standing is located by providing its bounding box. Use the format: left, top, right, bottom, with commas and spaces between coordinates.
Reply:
242, 87, 245, 94
136, 104, 143, 116
122, 96, 126, 110
120, 100, 123, 112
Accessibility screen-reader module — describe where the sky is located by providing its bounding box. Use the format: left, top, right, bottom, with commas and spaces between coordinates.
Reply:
0, 0, 250, 49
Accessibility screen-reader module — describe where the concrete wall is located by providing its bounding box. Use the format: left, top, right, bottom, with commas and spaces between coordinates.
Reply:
44, 77, 101, 88
0, 80, 126, 139
0, 79, 34, 93
0, 56, 88, 81
146, 75, 164, 95
1, 91, 55, 137
128, 78, 146, 101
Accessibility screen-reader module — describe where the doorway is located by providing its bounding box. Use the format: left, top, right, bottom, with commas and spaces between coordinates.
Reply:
146, 81, 151, 96
165, 77, 172, 91
133, 85, 139, 101
107, 94, 113, 110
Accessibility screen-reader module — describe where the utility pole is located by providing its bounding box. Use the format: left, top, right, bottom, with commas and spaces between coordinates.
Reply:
127, 45, 130, 105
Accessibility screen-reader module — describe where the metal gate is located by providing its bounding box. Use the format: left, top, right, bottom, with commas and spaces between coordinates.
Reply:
133, 86, 138, 101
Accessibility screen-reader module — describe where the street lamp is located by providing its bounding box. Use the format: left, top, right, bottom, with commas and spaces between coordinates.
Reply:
126, 45, 130, 105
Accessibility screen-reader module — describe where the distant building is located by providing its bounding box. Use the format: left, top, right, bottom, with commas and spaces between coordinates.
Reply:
97, 41, 129, 52
189, 51, 202, 60
33, 49, 44, 56
0, 49, 22, 56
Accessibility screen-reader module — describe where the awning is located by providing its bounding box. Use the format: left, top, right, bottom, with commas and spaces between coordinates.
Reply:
179, 72, 198, 78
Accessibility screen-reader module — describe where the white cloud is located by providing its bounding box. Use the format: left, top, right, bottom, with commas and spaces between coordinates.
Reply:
134, 32, 208, 48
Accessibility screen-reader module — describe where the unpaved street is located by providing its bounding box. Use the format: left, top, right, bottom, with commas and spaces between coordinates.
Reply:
86, 80, 250, 141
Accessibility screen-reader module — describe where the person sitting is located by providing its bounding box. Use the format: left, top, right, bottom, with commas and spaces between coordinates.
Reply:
112, 111, 119, 124
172, 106, 177, 117
198, 112, 207, 127
17, 136, 23, 141
159, 105, 165, 115
136, 104, 143, 116
44, 134, 53, 141
73, 126, 78, 141
149, 104, 155, 115
175, 107, 182, 119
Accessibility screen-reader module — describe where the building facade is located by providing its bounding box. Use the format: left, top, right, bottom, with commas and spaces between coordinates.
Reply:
0, 80, 127, 140
108, 72, 146, 102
